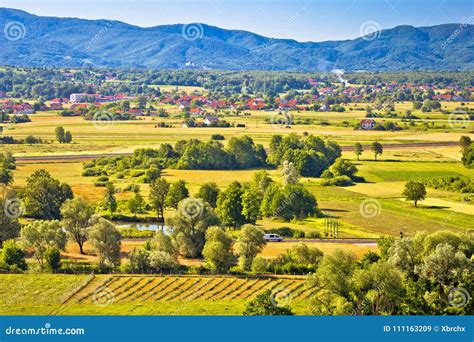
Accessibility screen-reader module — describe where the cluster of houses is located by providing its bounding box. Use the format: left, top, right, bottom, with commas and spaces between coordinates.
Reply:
69, 93, 136, 103
0, 100, 34, 114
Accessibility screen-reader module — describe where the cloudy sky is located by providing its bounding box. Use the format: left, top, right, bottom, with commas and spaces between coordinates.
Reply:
2, 0, 473, 41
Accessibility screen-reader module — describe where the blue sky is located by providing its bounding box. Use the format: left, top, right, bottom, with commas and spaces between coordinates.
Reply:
2, 0, 473, 41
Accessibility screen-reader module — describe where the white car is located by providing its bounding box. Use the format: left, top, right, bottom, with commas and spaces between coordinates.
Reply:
263, 233, 283, 242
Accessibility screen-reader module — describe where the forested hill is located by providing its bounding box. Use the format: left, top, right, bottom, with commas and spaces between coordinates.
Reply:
0, 8, 472, 71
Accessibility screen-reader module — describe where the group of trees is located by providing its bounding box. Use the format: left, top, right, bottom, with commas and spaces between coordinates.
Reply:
460, 136, 473, 169
54, 126, 72, 144
354, 142, 383, 161
307, 231, 473, 315
0, 169, 123, 272
0, 152, 15, 185
83, 134, 342, 184
268, 134, 341, 177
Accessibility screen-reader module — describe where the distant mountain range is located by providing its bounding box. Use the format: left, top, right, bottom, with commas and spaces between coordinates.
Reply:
0, 8, 472, 71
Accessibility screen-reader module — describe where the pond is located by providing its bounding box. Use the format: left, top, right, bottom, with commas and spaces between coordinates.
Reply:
115, 222, 172, 234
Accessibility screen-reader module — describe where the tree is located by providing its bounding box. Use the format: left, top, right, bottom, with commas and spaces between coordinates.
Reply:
88, 218, 121, 269
307, 250, 357, 298
137, 96, 147, 109
104, 182, 117, 216
55, 126, 65, 143
402, 181, 426, 207
145, 165, 161, 183
0, 239, 27, 271
167, 198, 220, 258
148, 250, 178, 272
202, 226, 234, 273
61, 197, 94, 254
352, 261, 405, 315
241, 187, 261, 224
329, 158, 358, 179
459, 136, 472, 152
21, 220, 66, 267
64, 131, 72, 143
227, 136, 266, 168
250, 170, 273, 193
149, 179, 170, 222
216, 181, 245, 228
235, 224, 266, 271
354, 143, 363, 161
152, 230, 177, 257
243, 290, 293, 316
45, 246, 61, 272
166, 180, 189, 209
23, 170, 73, 220
128, 187, 144, 217
281, 160, 300, 185
416, 243, 470, 287
371, 142, 383, 161
0, 189, 21, 247
0, 167, 13, 185
462, 144, 474, 168
196, 182, 220, 208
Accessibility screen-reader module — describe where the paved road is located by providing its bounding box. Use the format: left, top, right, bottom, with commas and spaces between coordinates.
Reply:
122, 237, 377, 245
14, 141, 459, 162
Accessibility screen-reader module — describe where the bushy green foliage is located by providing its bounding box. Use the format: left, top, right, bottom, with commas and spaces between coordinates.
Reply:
243, 289, 293, 316
88, 218, 121, 270
307, 231, 473, 315
21, 220, 67, 267
0, 239, 27, 271
202, 226, 235, 273
268, 133, 341, 177
23, 170, 73, 220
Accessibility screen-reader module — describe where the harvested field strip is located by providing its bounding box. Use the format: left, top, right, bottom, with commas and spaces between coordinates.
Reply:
210, 278, 239, 300
138, 277, 174, 302
229, 279, 260, 300
179, 278, 214, 301
165, 278, 202, 301
212, 278, 245, 301
125, 277, 156, 302
76, 276, 116, 303
202, 278, 234, 300
240, 279, 273, 299
115, 277, 150, 301
156, 278, 195, 301
180, 278, 224, 300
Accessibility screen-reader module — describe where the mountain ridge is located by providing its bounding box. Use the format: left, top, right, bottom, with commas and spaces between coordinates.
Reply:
0, 8, 472, 71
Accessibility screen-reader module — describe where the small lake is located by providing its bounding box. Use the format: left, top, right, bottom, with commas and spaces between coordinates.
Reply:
116, 222, 172, 234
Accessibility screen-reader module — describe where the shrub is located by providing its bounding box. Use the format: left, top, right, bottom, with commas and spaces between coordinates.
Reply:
97, 175, 110, 182
0, 240, 27, 272
320, 175, 353, 186
82, 169, 96, 177
45, 247, 61, 271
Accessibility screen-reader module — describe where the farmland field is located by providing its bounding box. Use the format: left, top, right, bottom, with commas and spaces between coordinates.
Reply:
0, 274, 313, 315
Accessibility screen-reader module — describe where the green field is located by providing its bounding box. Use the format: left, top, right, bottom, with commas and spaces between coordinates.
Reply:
0, 274, 312, 315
